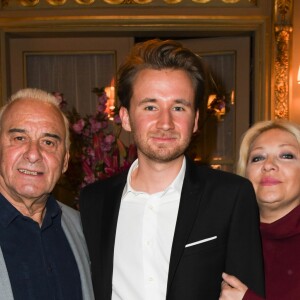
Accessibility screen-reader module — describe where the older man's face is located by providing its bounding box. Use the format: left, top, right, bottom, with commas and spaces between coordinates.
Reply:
0, 99, 69, 204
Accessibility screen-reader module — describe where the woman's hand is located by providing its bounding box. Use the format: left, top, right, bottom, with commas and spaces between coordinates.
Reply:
219, 272, 248, 300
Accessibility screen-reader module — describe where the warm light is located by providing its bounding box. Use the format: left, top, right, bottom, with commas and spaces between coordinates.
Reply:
222, 0, 240, 3
207, 94, 226, 121
298, 66, 300, 84
207, 94, 217, 107
230, 90, 235, 105
104, 78, 115, 120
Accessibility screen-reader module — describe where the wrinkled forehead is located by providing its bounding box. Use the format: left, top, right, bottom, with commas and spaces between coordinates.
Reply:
1, 99, 65, 133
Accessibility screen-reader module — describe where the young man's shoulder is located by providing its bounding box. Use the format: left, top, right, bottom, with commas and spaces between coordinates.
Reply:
80, 170, 128, 195
189, 160, 249, 185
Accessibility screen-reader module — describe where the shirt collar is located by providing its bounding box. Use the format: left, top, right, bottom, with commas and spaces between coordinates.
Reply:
0, 193, 61, 228
123, 157, 186, 198
0, 193, 20, 227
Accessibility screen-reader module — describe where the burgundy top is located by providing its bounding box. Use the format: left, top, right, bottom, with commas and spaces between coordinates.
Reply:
243, 204, 300, 299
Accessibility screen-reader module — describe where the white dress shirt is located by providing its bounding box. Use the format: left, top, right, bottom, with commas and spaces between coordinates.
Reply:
112, 158, 186, 300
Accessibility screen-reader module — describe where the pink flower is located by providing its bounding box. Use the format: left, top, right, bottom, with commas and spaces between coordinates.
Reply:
86, 146, 95, 158
62, 87, 137, 200
52, 92, 67, 110
100, 121, 108, 129
93, 134, 104, 161
84, 174, 96, 184
83, 128, 91, 137
73, 119, 85, 134
97, 104, 106, 113
104, 167, 117, 177
89, 117, 102, 133
105, 134, 115, 144
98, 93, 108, 105
97, 172, 108, 180
82, 160, 94, 177
101, 143, 112, 152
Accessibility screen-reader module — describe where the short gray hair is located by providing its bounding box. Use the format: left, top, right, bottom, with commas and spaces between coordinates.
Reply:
0, 88, 70, 150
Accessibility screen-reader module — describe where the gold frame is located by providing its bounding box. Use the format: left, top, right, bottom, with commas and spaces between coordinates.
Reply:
1, 0, 257, 8
273, 0, 293, 119
0, 0, 290, 122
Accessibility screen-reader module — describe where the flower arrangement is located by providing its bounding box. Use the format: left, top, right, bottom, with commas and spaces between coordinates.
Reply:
55, 88, 136, 202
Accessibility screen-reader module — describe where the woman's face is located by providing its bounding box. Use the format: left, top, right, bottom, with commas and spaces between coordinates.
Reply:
246, 128, 300, 221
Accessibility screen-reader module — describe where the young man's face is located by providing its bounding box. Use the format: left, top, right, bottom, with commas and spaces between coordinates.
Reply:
120, 68, 199, 163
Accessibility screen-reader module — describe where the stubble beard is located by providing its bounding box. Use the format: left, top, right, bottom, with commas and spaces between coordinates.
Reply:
132, 131, 192, 163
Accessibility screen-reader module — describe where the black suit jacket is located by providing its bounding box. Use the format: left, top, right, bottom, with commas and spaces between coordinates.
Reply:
80, 157, 265, 299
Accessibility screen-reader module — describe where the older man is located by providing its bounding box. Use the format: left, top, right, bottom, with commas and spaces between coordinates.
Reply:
0, 88, 94, 300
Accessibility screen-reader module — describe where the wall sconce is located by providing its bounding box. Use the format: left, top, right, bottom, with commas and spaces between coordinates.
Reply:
206, 71, 231, 121
298, 66, 300, 84
207, 94, 226, 121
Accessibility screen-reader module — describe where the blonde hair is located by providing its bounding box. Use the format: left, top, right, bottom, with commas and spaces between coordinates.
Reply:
237, 120, 300, 177
0, 88, 70, 150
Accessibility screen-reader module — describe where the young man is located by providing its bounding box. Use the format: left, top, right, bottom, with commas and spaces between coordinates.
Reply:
80, 39, 265, 299
0, 88, 94, 300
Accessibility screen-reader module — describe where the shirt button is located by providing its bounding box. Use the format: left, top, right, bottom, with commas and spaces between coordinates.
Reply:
148, 277, 154, 282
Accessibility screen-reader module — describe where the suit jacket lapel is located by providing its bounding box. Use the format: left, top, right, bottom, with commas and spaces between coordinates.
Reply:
167, 158, 207, 292
60, 203, 95, 300
101, 173, 127, 295
0, 247, 14, 300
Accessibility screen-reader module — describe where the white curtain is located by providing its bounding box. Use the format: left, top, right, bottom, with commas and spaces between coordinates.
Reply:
25, 53, 115, 115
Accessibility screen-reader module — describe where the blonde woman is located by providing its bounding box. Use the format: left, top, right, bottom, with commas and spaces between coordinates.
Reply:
220, 120, 300, 300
